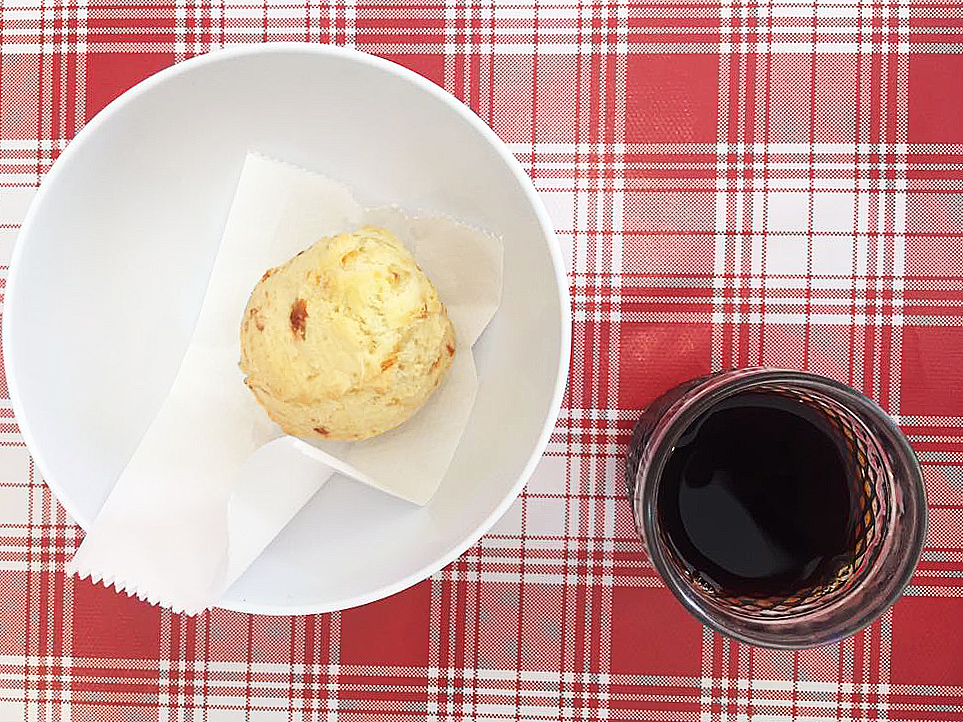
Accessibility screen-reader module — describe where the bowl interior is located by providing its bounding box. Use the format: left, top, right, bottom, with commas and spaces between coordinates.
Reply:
4, 46, 567, 614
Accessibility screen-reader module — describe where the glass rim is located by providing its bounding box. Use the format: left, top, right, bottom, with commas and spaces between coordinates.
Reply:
634, 367, 928, 649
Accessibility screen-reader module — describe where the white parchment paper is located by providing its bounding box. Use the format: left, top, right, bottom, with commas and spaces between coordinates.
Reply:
67, 153, 502, 614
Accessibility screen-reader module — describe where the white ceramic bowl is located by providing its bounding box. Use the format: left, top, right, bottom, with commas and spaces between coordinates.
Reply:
3, 44, 570, 614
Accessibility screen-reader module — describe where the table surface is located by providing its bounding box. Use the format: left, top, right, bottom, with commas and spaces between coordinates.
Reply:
1, 3, 962, 721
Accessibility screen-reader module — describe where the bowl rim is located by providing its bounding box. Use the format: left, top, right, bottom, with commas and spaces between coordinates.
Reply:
2, 42, 572, 616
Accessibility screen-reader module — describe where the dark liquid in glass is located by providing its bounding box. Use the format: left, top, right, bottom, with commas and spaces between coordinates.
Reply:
657, 391, 857, 598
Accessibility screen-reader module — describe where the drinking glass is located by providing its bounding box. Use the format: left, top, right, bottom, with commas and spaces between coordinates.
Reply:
625, 368, 927, 648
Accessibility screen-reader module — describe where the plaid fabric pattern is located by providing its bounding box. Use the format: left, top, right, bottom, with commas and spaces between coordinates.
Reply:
1, 1, 962, 720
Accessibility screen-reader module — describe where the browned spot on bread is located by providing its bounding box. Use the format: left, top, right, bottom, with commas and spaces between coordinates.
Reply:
446, 343, 455, 356
248, 307, 265, 331
260, 268, 274, 282
290, 298, 308, 339
314, 272, 333, 291
341, 249, 359, 265
313, 426, 329, 436
416, 305, 428, 320
430, 354, 443, 372
381, 356, 397, 372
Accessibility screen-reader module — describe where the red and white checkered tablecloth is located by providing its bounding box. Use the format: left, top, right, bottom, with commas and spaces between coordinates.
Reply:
1, 1, 962, 720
